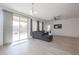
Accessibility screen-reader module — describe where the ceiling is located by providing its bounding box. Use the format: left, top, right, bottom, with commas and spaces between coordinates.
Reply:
1, 3, 79, 20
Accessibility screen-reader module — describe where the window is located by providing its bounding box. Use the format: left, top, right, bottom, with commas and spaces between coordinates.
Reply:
47, 25, 50, 31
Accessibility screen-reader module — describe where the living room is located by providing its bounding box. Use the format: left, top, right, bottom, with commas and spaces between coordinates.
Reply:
0, 3, 79, 55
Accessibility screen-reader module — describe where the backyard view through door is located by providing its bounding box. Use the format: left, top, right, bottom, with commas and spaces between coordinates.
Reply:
13, 16, 27, 41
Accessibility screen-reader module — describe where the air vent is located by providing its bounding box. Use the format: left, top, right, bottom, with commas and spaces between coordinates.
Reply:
54, 16, 61, 20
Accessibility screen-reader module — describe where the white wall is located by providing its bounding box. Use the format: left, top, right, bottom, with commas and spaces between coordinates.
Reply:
0, 8, 3, 46
3, 10, 13, 44
44, 18, 79, 38
54, 18, 79, 37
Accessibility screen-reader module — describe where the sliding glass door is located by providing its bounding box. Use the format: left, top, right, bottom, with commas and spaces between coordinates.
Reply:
12, 16, 27, 42
13, 16, 19, 41
20, 17, 27, 40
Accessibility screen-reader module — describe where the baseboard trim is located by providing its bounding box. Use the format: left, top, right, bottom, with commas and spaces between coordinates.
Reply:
54, 35, 79, 39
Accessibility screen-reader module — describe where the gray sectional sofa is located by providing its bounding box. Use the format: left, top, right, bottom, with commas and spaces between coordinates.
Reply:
32, 31, 53, 42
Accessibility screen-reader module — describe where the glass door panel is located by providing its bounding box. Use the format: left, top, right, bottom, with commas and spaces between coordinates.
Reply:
20, 17, 27, 40
13, 16, 19, 41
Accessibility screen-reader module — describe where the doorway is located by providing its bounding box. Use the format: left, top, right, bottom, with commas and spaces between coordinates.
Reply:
12, 16, 27, 42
